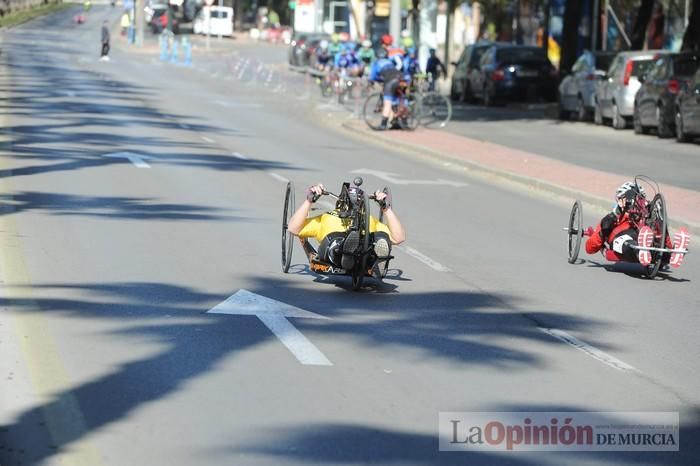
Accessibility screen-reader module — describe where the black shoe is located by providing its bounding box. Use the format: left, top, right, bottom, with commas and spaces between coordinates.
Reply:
341, 231, 359, 270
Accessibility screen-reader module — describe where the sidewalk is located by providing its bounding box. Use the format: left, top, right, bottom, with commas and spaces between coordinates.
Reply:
341, 120, 700, 234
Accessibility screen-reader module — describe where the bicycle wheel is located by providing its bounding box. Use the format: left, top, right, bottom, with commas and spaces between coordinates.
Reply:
281, 181, 295, 273
646, 193, 667, 278
351, 192, 371, 291
362, 92, 385, 130
419, 92, 452, 129
567, 200, 583, 264
397, 95, 420, 130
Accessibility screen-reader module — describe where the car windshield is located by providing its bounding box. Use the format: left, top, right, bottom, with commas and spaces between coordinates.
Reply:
594, 54, 615, 71
674, 58, 700, 77
496, 47, 547, 63
631, 59, 654, 77
470, 46, 489, 66
210, 10, 229, 19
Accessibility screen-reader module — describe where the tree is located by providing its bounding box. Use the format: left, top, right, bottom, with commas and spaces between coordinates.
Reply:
629, 0, 654, 50
559, 0, 583, 75
681, 0, 700, 51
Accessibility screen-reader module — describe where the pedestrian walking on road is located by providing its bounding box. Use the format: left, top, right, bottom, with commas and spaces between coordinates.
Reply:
100, 20, 111, 62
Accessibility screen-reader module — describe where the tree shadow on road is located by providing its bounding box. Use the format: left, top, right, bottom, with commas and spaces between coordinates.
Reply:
0, 277, 608, 465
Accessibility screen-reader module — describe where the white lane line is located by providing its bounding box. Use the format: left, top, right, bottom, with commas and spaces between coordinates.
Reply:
538, 327, 639, 373
268, 172, 289, 183
232, 152, 248, 160
397, 246, 452, 272
257, 313, 332, 366
201, 136, 215, 143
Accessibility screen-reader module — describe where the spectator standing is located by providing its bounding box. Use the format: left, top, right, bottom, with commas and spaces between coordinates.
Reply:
100, 20, 111, 61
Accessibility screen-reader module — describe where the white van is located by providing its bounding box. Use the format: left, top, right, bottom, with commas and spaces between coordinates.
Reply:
194, 6, 234, 37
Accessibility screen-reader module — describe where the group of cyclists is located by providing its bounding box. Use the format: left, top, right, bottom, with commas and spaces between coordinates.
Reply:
313, 31, 446, 130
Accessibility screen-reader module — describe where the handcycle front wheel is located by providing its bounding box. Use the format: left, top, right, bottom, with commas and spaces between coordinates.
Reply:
645, 192, 667, 279
567, 200, 583, 264
362, 92, 385, 130
281, 181, 295, 273
351, 191, 371, 291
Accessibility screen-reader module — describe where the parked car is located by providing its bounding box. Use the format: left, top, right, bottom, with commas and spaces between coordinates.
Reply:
593, 50, 669, 129
633, 53, 700, 138
288, 33, 309, 66
675, 67, 700, 142
288, 33, 328, 67
193, 6, 234, 37
473, 45, 558, 106
558, 50, 616, 120
449, 41, 493, 102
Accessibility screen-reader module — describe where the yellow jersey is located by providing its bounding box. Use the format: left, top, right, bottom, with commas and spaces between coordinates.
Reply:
298, 211, 391, 243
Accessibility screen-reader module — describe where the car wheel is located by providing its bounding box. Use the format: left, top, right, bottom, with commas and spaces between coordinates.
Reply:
633, 104, 650, 135
675, 107, 690, 143
576, 96, 588, 121
612, 102, 626, 130
483, 86, 491, 107
558, 99, 569, 120
656, 105, 673, 138
593, 100, 603, 125
460, 81, 470, 103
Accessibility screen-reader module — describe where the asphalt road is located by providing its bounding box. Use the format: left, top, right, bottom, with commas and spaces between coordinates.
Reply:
0, 7, 698, 466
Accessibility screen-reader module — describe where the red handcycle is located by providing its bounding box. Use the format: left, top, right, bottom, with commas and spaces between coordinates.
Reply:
565, 175, 688, 278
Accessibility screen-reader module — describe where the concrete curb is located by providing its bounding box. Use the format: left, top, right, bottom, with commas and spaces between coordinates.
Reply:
339, 119, 700, 237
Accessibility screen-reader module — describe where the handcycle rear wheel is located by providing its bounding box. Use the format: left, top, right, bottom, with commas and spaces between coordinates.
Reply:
281, 181, 295, 273
351, 191, 371, 291
646, 193, 667, 278
362, 92, 384, 130
567, 200, 583, 264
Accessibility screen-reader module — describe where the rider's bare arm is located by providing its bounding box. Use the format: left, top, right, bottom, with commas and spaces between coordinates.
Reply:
375, 190, 405, 244
288, 184, 325, 236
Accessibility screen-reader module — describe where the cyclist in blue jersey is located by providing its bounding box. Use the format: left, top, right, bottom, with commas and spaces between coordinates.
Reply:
314, 40, 332, 73
368, 49, 403, 130
402, 47, 420, 82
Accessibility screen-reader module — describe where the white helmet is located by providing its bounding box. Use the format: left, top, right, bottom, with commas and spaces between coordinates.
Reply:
400, 29, 410, 38
616, 181, 644, 199
361, 39, 371, 48
319, 40, 329, 50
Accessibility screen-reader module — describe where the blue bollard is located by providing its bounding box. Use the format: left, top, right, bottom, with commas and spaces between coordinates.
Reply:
159, 34, 168, 61
170, 41, 179, 64
181, 37, 192, 66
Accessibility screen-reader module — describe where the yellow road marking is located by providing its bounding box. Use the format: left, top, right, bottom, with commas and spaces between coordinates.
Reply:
0, 49, 104, 466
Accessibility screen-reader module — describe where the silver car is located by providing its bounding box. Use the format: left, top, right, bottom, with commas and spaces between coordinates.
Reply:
594, 50, 669, 129
559, 51, 616, 121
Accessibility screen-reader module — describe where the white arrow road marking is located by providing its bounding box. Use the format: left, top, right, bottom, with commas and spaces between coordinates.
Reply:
232, 152, 248, 160
538, 327, 638, 373
207, 290, 332, 366
102, 152, 153, 168
397, 246, 452, 272
201, 136, 215, 143
351, 169, 467, 187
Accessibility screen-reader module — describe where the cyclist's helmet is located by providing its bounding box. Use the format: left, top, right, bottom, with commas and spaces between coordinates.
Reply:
331, 33, 339, 43
319, 39, 329, 50
361, 39, 372, 48
339, 31, 350, 42
616, 181, 645, 200
407, 47, 416, 57
381, 34, 393, 46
